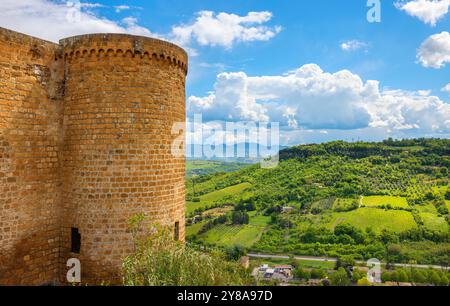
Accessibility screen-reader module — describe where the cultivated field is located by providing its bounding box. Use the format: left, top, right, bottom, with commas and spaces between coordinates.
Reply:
362, 196, 409, 208
186, 160, 249, 177
419, 213, 448, 232
327, 208, 417, 233
195, 212, 271, 248
186, 182, 252, 214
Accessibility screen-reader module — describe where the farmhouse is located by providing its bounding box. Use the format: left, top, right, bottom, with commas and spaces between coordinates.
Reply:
282, 206, 295, 213
257, 264, 294, 281
274, 265, 294, 278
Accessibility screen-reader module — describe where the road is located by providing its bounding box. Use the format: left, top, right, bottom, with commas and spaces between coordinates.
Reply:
248, 253, 450, 271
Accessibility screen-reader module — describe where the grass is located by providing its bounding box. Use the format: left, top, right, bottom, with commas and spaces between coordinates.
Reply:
416, 204, 438, 214
249, 212, 271, 226
362, 196, 409, 208
419, 213, 448, 232
185, 221, 207, 237
296, 259, 336, 270
250, 257, 335, 270
198, 213, 271, 248
390, 241, 450, 265
201, 183, 252, 202
250, 257, 290, 267
186, 182, 252, 214
432, 185, 448, 195
200, 224, 262, 248
333, 198, 358, 211
186, 202, 212, 215
327, 207, 417, 233
186, 160, 249, 177
446, 200, 450, 212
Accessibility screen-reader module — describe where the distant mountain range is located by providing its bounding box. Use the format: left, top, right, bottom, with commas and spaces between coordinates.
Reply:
186, 143, 288, 163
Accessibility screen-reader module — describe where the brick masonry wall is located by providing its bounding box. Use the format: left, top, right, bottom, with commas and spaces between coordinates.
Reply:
0, 28, 63, 285
59, 34, 187, 284
0, 29, 187, 285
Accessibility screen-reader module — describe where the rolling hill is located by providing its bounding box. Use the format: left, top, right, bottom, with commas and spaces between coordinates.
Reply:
185, 139, 450, 266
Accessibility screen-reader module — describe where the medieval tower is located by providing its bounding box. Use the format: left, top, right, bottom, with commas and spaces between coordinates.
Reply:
0, 27, 187, 285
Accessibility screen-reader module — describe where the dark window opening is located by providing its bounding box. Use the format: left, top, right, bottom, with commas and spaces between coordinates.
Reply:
174, 222, 180, 241
71, 228, 81, 254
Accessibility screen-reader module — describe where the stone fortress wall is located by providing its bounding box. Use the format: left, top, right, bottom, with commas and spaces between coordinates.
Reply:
0, 27, 187, 285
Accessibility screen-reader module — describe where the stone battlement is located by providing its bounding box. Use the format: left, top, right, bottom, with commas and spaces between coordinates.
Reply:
60, 33, 188, 74
0, 27, 187, 285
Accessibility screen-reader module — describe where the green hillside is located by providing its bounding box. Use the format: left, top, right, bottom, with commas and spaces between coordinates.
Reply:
186, 182, 251, 214
362, 196, 409, 208
186, 139, 450, 266
327, 208, 417, 233
186, 160, 250, 177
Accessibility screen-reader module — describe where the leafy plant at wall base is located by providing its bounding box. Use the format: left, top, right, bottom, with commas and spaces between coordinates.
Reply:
122, 215, 253, 286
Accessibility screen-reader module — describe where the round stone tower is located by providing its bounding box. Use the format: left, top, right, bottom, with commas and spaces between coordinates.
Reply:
59, 34, 187, 284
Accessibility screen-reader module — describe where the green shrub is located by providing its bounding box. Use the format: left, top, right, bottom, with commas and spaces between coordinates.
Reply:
225, 245, 247, 261
429, 271, 442, 286
122, 216, 252, 286
330, 268, 351, 286
294, 268, 311, 280
352, 269, 365, 282
311, 269, 327, 280
335, 255, 356, 269
381, 271, 392, 282
231, 211, 250, 225
439, 274, 449, 286
397, 270, 409, 282
357, 277, 371, 286
411, 269, 427, 284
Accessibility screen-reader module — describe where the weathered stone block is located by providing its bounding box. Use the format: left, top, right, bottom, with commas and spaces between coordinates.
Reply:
0, 27, 187, 285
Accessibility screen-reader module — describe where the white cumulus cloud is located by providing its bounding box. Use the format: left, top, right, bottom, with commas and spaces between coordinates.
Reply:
417, 31, 450, 68
0, 0, 153, 42
340, 40, 369, 52
171, 11, 282, 49
368, 89, 450, 133
395, 0, 450, 26
0, 1, 280, 55
80, 3, 104, 9
121, 17, 153, 36
189, 64, 450, 134
442, 83, 450, 94
114, 5, 130, 13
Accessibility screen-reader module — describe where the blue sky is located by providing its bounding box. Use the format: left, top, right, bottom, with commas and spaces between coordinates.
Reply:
82, 0, 450, 98
1, 0, 449, 146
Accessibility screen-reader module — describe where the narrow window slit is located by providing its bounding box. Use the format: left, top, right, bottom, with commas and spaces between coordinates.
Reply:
71, 228, 81, 254
174, 222, 180, 241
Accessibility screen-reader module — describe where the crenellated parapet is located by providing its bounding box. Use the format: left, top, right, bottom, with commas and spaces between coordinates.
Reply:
0, 28, 187, 286
60, 34, 188, 75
